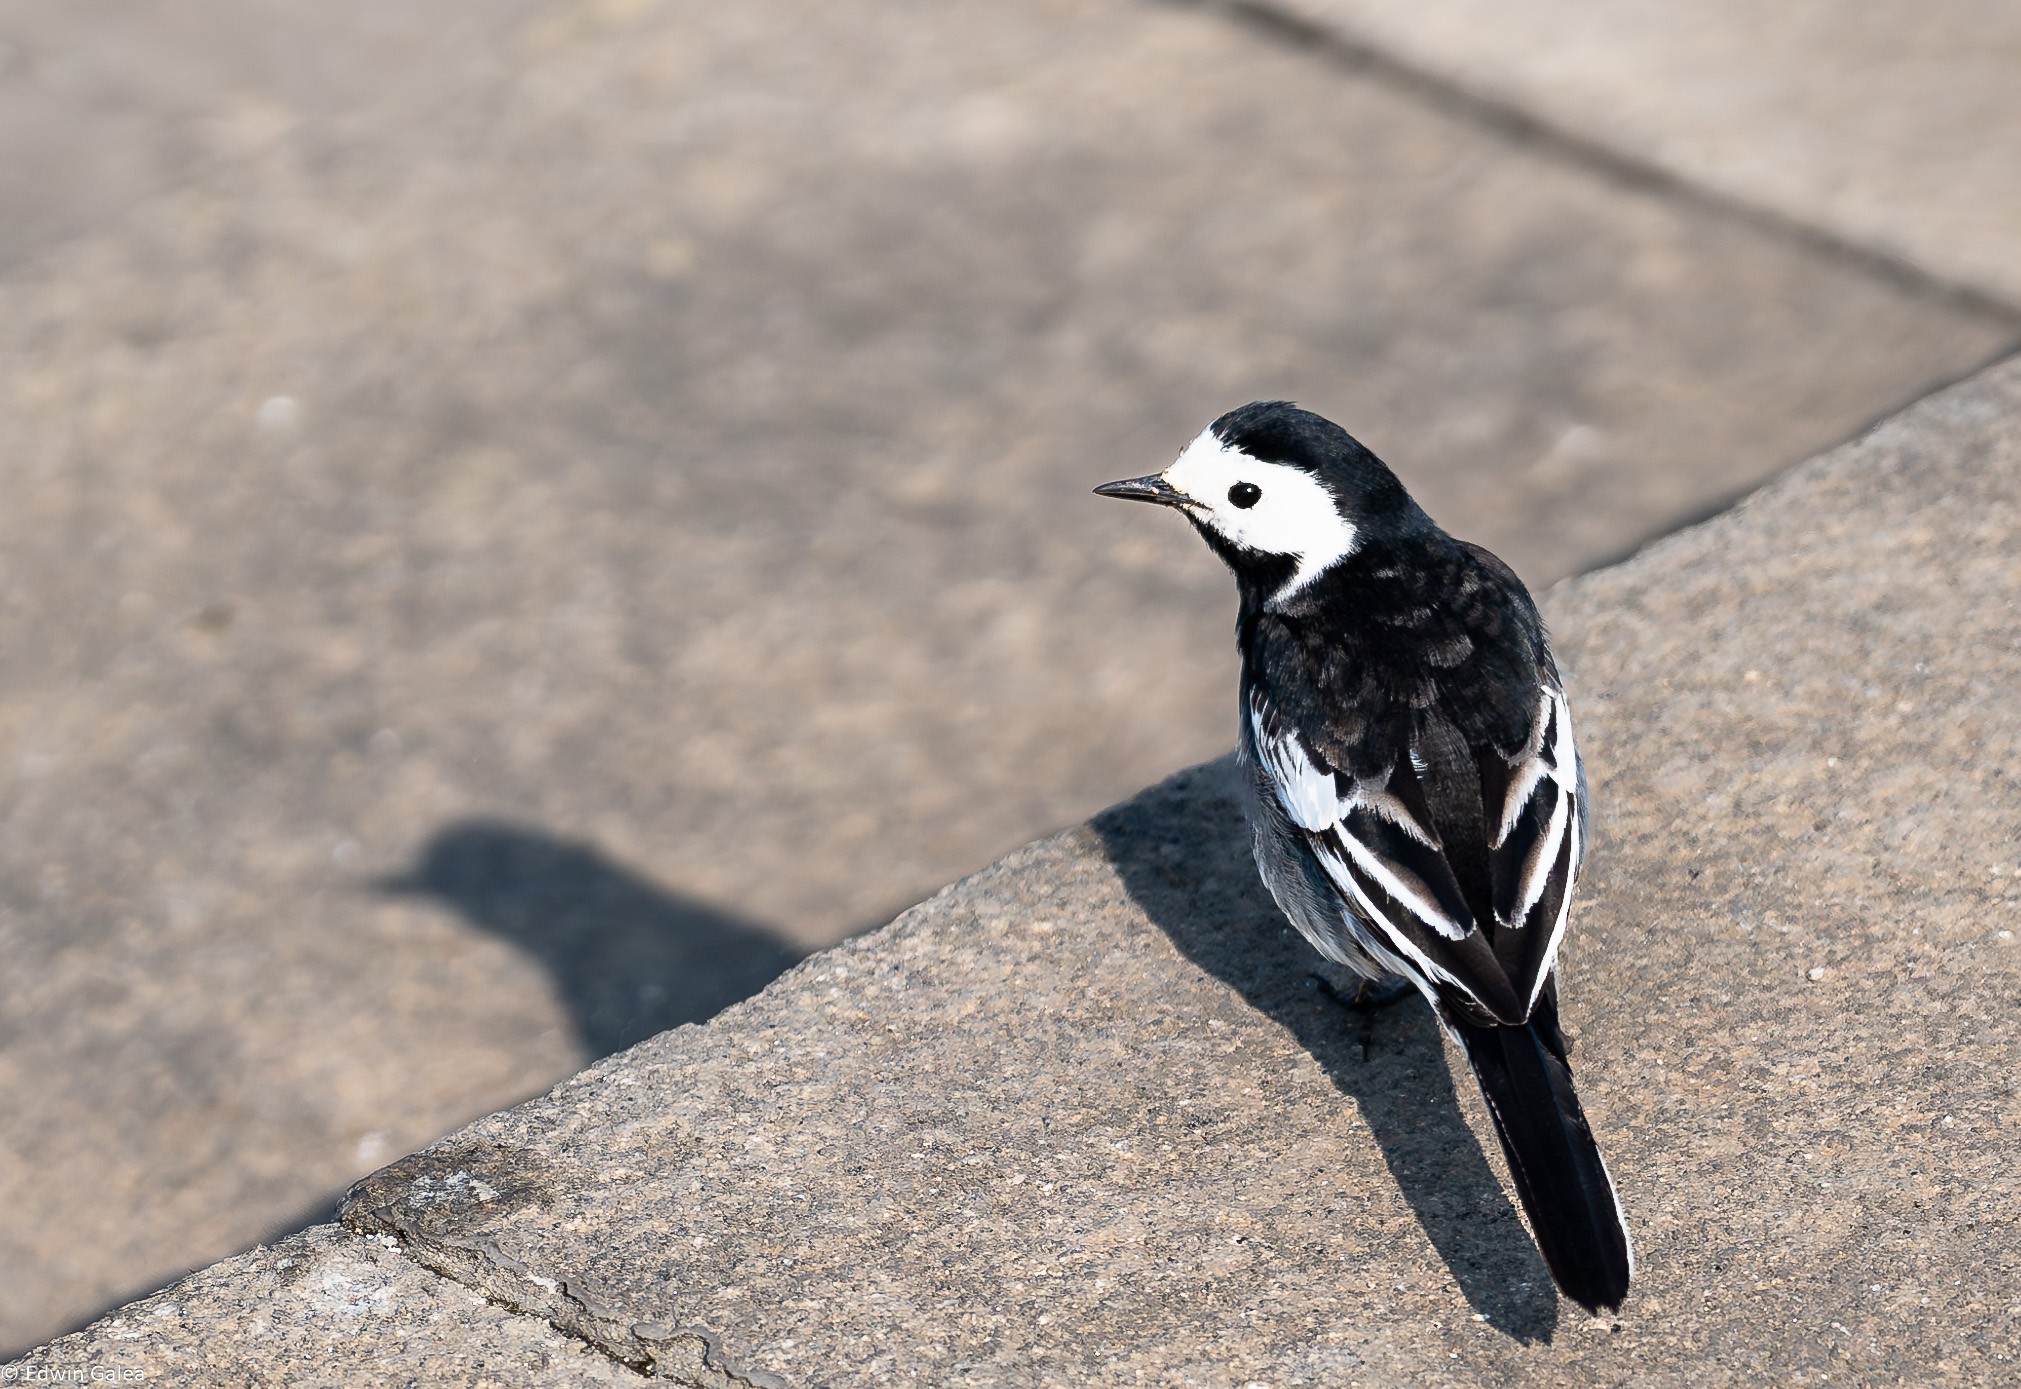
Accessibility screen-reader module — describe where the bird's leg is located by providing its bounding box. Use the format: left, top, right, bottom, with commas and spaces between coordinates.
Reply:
1310, 973, 1415, 1012
1310, 973, 1416, 1060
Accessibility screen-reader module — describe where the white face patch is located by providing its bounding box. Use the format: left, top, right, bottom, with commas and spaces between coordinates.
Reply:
1163, 429, 1358, 597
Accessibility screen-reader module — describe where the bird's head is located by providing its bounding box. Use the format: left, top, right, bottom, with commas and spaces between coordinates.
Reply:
1095, 401, 1420, 600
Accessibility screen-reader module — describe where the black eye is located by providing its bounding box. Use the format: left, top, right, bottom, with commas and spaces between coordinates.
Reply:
1228, 482, 1261, 509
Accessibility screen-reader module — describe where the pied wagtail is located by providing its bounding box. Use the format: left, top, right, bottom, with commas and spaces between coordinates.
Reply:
1096, 401, 1631, 1314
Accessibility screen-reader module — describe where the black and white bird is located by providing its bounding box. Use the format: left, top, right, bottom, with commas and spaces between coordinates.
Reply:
1096, 401, 1631, 1314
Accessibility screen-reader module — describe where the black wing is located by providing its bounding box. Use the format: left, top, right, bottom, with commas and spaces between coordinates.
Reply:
1247, 673, 1583, 1026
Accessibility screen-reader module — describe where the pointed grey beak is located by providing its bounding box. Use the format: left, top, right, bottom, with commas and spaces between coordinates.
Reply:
1093, 474, 1189, 507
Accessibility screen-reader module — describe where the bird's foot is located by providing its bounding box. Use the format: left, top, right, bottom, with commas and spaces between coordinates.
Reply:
1309, 973, 1415, 1060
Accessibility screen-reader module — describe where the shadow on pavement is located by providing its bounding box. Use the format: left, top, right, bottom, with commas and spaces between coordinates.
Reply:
1092, 759, 1560, 1343
381, 819, 807, 1058
21, 823, 808, 1358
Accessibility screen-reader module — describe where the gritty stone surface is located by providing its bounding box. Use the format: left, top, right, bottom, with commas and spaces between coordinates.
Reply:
1274, 0, 2021, 305
2, 1224, 639, 1387
2, 0, 2014, 1355
335, 359, 2021, 1385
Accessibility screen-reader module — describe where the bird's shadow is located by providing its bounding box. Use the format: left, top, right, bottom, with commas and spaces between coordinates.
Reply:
28, 822, 809, 1358
1092, 757, 1560, 1342
379, 820, 807, 1059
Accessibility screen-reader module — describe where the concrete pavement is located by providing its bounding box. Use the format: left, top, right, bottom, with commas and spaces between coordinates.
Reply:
20, 351, 2021, 1386
2, 0, 2016, 1356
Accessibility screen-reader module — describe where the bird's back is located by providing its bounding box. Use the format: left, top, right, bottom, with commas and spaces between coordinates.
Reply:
1238, 533, 1576, 1027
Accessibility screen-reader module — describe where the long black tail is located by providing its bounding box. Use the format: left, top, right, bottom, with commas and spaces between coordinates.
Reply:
1454, 997, 1632, 1313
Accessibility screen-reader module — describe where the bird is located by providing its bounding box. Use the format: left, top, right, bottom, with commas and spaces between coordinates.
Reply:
1095, 400, 1631, 1314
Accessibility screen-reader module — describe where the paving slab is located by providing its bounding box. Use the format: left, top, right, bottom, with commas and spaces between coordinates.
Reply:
336, 358, 2021, 1385
1269, 0, 2021, 306
1, 0, 2013, 1354
4, 1224, 639, 1387
0, 0, 543, 271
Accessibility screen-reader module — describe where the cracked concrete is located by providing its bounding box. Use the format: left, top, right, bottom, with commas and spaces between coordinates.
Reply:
2, 1224, 643, 1387
343, 1143, 784, 1387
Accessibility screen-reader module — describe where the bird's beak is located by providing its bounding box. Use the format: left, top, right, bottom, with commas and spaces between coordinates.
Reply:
1093, 473, 1189, 508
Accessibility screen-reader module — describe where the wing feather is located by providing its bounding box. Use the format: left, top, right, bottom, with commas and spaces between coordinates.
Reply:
1252, 682, 1585, 1027
1338, 807, 1474, 940
1511, 779, 1569, 926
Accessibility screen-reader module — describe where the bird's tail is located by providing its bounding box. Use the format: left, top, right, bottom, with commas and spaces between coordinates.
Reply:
1454, 998, 1632, 1314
